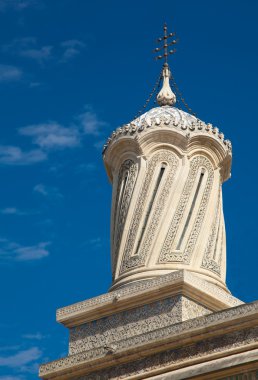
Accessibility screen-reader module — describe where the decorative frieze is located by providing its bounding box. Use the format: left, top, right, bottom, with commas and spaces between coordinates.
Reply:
56, 270, 242, 325
159, 155, 214, 264
102, 107, 232, 155
112, 159, 138, 276
69, 295, 211, 355
76, 326, 258, 380
119, 150, 179, 273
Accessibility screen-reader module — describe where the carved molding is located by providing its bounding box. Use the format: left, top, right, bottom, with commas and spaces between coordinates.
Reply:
112, 159, 138, 276
40, 302, 258, 378
69, 295, 210, 355
103, 107, 232, 156
159, 156, 214, 264
120, 150, 179, 274
77, 327, 258, 380
56, 270, 242, 326
201, 190, 223, 275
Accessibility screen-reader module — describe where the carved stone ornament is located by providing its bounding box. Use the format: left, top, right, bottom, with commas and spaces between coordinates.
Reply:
111, 159, 138, 276
119, 150, 179, 274
159, 155, 214, 265
102, 106, 232, 156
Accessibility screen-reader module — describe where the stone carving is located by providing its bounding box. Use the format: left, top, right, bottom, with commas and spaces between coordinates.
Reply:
69, 295, 210, 355
76, 326, 258, 379
120, 150, 179, 273
111, 159, 138, 276
40, 300, 254, 377
201, 190, 223, 275
56, 270, 242, 321
159, 156, 214, 264
219, 371, 258, 380
102, 106, 232, 154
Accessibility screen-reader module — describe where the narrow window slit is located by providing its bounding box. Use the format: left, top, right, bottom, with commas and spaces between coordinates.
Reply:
176, 170, 205, 250
113, 173, 128, 243
119, 173, 128, 209
134, 165, 166, 255
213, 219, 221, 260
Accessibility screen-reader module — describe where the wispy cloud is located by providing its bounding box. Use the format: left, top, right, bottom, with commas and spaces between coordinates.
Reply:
60, 39, 86, 62
2, 37, 85, 65
0, 65, 22, 82
0, 347, 42, 368
75, 162, 96, 174
0, 238, 50, 261
33, 183, 63, 200
19, 122, 80, 149
2, 37, 52, 65
0, 207, 24, 215
78, 108, 108, 136
0, 0, 43, 12
22, 332, 47, 340
0, 107, 108, 166
82, 237, 103, 250
0, 146, 47, 165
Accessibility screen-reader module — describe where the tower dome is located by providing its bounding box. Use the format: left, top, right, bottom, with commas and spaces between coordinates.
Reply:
103, 62, 232, 291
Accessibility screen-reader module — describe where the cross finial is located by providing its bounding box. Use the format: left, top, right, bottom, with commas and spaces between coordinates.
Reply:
155, 24, 177, 107
154, 23, 177, 64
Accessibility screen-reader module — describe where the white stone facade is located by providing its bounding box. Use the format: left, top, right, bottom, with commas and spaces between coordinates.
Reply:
103, 106, 232, 291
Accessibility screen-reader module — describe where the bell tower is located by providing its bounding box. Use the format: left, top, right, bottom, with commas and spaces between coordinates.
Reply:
103, 24, 231, 291
40, 25, 258, 380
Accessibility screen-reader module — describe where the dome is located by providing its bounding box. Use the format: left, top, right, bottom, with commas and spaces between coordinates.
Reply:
102, 105, 231, 154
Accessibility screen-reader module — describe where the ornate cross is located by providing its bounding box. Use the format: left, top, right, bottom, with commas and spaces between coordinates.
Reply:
154, 23, 177, 64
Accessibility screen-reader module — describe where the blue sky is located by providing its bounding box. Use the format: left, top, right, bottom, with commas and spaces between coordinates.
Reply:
0, 0, 258, 379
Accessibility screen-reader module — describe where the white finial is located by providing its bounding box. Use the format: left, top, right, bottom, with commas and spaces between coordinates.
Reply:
157, 63, 176, 106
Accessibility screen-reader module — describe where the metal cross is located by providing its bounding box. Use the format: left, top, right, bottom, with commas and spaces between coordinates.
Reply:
154, 23, 177, 63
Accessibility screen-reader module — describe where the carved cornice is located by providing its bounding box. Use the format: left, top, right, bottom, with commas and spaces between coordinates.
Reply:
103, 107, 232, 183
102, 107, 231, 159
40, 301, 258, 379
56, 270, 242, 328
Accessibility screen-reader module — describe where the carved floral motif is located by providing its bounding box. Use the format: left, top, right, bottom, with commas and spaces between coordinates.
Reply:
56, 270, 242, 320
102, 107, 232, 154
201, 190, 223, 275
69, 296, 210, 355
76, 326, 258, 379
40, 302, 254, 380
159, 156, 214, 264
120, 150, 179, 273
112, 159, 138, 276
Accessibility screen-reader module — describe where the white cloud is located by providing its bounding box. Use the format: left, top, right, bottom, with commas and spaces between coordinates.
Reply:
33, 183, 63, 199
0, 376, 24, 380
15, 242, 50, 260
2, 37, 85, 65
0, 65, 22, 82
78, 108, 109, 136
60, 39, 86, 61
0, 106, 108, 167
2, 37, 52, 64
0, 145, 47, 165
22, 333, 46, 340
0, 239, 50, 261
0, 347, 42, 368
0, 0, 43, 12
19, 122, 80, 149
20, 45, 52, 64
0, 208, 22, 215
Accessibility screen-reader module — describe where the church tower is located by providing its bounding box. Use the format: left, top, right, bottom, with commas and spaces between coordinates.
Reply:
104, 59, 231, 293
39, 25, 258, 380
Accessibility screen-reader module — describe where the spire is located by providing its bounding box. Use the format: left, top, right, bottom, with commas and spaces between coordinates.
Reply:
154, 23, 177, 107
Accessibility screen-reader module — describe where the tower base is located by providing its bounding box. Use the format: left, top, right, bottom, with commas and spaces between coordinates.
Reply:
39, 270, 258, 380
